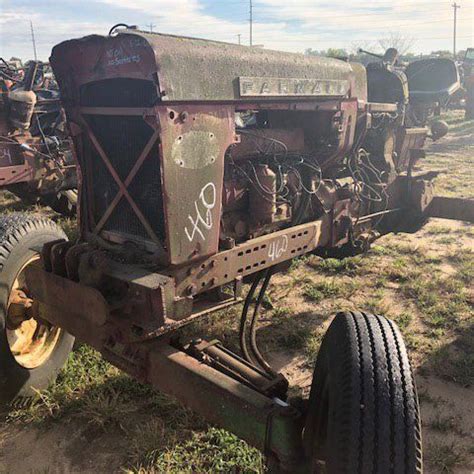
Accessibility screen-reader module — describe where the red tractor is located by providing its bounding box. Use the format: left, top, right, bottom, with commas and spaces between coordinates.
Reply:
0, 27, 472, 472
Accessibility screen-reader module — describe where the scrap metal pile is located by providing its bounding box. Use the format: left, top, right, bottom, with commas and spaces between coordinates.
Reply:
0, 59, 76, 214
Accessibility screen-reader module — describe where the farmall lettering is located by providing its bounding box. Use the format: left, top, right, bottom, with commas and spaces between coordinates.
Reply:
279, 81, 289, 95
239, 77, 349, 97
185, 182, 217, 242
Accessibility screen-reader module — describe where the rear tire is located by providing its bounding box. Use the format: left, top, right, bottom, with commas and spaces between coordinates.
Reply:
0, 213, 74, 405
304, 311, 422, 474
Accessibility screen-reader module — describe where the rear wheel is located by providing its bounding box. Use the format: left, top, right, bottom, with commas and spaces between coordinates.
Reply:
304, 311, 422, 473
0, 213, 74, 405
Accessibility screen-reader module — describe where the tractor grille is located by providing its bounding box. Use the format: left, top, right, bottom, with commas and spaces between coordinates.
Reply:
80, 78, 158, 107
80, 79, 165, 245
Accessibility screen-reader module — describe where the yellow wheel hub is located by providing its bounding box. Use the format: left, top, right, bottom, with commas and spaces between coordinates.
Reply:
5, 256, 62, 369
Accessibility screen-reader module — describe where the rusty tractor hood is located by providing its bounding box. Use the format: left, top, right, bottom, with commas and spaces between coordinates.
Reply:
50, 30, 366, 103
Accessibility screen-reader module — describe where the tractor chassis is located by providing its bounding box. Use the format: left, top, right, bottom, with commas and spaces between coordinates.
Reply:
147, 341, 306, 470
24, 191, 474, 471
28, 263, 308, 470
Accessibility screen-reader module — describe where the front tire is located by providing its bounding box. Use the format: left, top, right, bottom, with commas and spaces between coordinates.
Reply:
304, 311, 422, 473
0, 213, 75, 405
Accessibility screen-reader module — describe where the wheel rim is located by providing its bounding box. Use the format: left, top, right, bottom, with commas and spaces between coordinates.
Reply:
5, 256, 62, 369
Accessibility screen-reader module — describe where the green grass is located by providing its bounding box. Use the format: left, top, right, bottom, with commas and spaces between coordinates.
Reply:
393, 311, 413, 332
426, 442, 466, 473
455, 255, 474, 284
362, 288, 389, 315
400, 275, 470, 329
440, 116, 474, 134
306, 256, 364, 276
436, 236, 457, 245
7, 345, 113, 424
273, 319, 312, 350
429, 413, 458, 433
382, 256, 421, 283
303, 279, 357, 303
429, 346, 474, 388
8, 345, 184, 427
127, 427, 263, 474
426, 225, 453, 235
56, 216, 79, 241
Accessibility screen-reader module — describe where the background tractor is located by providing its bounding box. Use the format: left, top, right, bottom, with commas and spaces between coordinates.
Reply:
0, 59, 77, 216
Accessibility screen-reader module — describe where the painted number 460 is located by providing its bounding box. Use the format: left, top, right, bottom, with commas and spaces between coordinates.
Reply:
268, 235, 288, 262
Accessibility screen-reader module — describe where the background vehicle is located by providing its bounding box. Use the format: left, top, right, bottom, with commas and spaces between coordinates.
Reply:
1, 28, 472, 472
361, 47, 461, 124
462, 48, 474, 119
0, 59, 77, 215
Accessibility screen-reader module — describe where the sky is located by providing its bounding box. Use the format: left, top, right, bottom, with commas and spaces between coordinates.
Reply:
0, 0, 473, 61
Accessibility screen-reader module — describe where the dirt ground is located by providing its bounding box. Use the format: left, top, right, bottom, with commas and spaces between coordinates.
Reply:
0, 111, 472, 473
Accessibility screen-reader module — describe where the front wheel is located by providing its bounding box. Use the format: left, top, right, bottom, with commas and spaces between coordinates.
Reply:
304, 311, 422, 473
0, 213, 75, 405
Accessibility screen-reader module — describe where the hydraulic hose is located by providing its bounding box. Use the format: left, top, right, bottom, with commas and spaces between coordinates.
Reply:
249, 268, 279, 378
239, 272, 263, 363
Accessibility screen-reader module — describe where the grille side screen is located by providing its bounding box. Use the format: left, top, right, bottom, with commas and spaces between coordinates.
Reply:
80, 79, 165, 246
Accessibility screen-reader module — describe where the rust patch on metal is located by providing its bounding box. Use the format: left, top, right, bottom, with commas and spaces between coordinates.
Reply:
26, 264, 109, 327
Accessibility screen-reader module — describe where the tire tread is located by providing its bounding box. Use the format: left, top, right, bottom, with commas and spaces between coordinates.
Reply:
0, 212, 71, 405
305, 311, 422, 474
